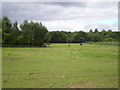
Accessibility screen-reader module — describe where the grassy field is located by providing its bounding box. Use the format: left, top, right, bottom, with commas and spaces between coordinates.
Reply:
2, 43, 118, 88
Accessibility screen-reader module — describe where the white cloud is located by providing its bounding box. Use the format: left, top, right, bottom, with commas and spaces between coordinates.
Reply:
42, 20, 84, 32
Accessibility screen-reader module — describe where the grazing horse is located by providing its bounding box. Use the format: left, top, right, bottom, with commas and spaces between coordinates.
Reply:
80, 43, 83, 45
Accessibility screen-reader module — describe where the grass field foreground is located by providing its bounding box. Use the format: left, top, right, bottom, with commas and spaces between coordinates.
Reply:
2, 43, 118, 88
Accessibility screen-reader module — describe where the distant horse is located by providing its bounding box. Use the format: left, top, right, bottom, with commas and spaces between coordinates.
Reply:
68, 45, 70, 47
80, 43, 83, 45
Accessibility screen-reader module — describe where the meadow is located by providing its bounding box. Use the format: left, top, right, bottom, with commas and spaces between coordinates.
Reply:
2, 43, 118, 88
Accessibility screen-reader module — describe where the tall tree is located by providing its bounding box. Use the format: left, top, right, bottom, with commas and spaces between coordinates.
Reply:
2, 16, 12, 45
20, 20, 30, 46
11, 21, 21, 45
89, 29, 93, 33
33, 22, 48, 46
94, 28, 99, 33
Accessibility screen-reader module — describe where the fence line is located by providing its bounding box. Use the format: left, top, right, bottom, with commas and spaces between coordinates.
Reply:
86, 41, 119, 46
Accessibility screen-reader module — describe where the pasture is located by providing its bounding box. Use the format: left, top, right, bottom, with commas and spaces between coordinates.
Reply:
2, 43, 118, 88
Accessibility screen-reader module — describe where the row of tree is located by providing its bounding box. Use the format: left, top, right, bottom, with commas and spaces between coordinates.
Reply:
1, 16, 120, 47
2, 16, 50, 47
50, 29, 120, 43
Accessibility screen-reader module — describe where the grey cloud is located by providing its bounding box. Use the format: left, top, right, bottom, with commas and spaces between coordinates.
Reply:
0, 3, 2, 17
84, 24, 111, 30
40, 2, 87, 7
87, 2, 117, 9
2, 2, 118, 31
2, 2, 66, 22
2, 0, 119, 2
2, 2, 117, 21
83, 22, 118, 31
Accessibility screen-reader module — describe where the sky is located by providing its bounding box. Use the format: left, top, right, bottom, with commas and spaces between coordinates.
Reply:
1, 1, 119, 32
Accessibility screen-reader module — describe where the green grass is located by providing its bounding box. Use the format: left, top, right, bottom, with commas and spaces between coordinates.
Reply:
2, 43, 118, 88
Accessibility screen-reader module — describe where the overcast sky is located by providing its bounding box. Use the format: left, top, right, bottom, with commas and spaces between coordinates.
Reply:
2, 2, 118, 32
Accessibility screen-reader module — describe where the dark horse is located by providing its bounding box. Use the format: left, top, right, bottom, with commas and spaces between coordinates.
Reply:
68, 45, 70, 47
80, 43, 83, 45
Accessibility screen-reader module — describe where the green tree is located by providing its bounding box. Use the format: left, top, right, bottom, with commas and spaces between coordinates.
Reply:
33, 22, 48, 46
72, 31, 87, 43
92, 33, 102, 42
11, 21, 21, 45
50, 31, 67, 43
87, 29, 94, 41
66, 31, 73, 43
89, 29, 93, 33
43, 32, 51, 43
2, 16, 12, 45
94, 28, 99, 33
20, 20, 30, 46
0, 18, 2, 29
100, 29, 107, 41
20, 21, 48, 47
106, 30, 112, 38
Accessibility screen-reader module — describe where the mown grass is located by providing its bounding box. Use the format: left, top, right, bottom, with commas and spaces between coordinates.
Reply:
2, 43, 118, 88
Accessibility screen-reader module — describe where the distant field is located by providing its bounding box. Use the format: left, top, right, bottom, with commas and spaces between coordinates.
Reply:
2, 43, 118, 88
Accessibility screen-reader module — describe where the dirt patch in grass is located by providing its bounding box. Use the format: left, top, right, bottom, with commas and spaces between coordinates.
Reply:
66, 81, 93, 88
75, 57, 80, 60
57, 75, 65, 79
13, 77, 36, 81
3, 74, 12, 77
94, 70, 101, 72
28, 73, 35, 75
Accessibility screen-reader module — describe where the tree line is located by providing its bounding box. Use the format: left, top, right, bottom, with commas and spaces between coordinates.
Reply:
1, 16, 120, 47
